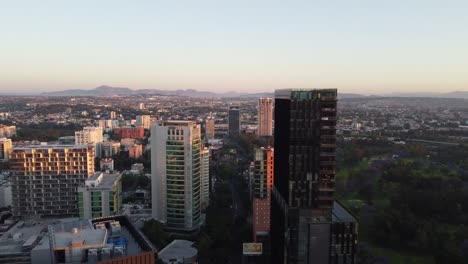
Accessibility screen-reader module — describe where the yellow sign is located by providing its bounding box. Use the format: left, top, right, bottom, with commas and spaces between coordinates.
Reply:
243, 243, 262, 255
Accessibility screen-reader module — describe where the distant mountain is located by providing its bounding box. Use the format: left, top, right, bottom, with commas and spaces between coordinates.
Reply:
39, 86, 468, 99
41, 85, 133, 96
385, 91, 468, 99
42, 86, 275, 98
42, 86, 218, 97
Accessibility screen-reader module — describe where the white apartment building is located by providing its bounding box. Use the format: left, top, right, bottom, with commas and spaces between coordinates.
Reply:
151, 121, 203, 232
200, 147, 210, 210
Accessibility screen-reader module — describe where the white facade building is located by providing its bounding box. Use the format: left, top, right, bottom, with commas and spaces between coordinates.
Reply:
200, 147, 210, 210
75, 127, 103, 157
151, 121, 203, 231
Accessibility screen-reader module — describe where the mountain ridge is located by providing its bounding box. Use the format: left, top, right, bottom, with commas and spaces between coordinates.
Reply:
36, 86, 468, 99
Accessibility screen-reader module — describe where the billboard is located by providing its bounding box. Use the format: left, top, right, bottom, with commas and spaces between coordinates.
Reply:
243, 243, 263, 256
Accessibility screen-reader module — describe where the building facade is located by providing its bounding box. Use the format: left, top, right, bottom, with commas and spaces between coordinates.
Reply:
151, 121, 203, 232
78, 172, 122, 219
136, 115, 151, 129
0, 125, 16, 138
99, 141, 121, 158
128, 144, 143, 159
205, 119, 215, 140
228, 106, 240, 136
75, 127, 104, 145
75, 127, 103, 157
114, 127, 144, 140
100, 158, 114, 171
257, 98, 273, 136
0, 138, 12, 161
200, 147, 210, 210
9, 145, 95, 217
270, 89, 357, 264
252, 147, 274, 243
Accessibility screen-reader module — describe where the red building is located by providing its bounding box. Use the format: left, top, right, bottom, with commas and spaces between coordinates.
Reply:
114, 127, 144, 139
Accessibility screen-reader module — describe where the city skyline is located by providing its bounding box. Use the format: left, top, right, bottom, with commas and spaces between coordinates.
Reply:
1, 1, 468, 94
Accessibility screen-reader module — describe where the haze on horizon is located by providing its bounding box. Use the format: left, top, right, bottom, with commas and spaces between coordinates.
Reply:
1, 0, 467, 95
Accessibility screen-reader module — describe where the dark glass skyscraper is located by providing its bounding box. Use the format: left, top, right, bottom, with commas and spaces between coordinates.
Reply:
271, 89, 357, 264
228, 106, 240, 136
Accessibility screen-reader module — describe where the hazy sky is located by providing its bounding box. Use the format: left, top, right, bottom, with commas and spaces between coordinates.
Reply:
1, 0, 468, 94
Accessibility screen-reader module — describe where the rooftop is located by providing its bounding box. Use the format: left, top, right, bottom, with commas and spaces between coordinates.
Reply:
156, 120, 198, 126
12, 144, 90, 151
332, 201, 357, 223
275, 88, 338, 99
83, 172, 121, 189
158, 240, 198, 263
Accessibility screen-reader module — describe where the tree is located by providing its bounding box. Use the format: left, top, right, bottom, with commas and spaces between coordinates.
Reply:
141, 219, 171, 249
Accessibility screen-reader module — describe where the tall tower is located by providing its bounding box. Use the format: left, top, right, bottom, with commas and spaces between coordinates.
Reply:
252, 147, 274, 243
271, 89, 342, 263
151, 121, 203, 232
10, 145, 95, 217
228, 106, 240, 136
200, 147, 210, 210
257, 98, 273, 136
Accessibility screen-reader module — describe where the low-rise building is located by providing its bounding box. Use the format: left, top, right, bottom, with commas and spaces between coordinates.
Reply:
128, 144, 143, 159
99, 141, 121, 158
100, 158, 114, 171
30, 215, 155, 264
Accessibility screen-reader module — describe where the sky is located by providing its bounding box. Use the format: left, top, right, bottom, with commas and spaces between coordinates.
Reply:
1, 0, 467, 94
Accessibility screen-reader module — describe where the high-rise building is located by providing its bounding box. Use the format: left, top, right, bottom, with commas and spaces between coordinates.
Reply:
78, 172, 122, 219
228, 106, 240, 136
200, 147, 210, 210
0, 138, 12, 160
258, 98, 273, 136
136, 115, 151, 129
205, 118, 215, 140
75, 127, 103, 157
10, 145, 95, 217
271, 89, 357, 264
151, 121, 203, 232
252, 147, 274, 244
